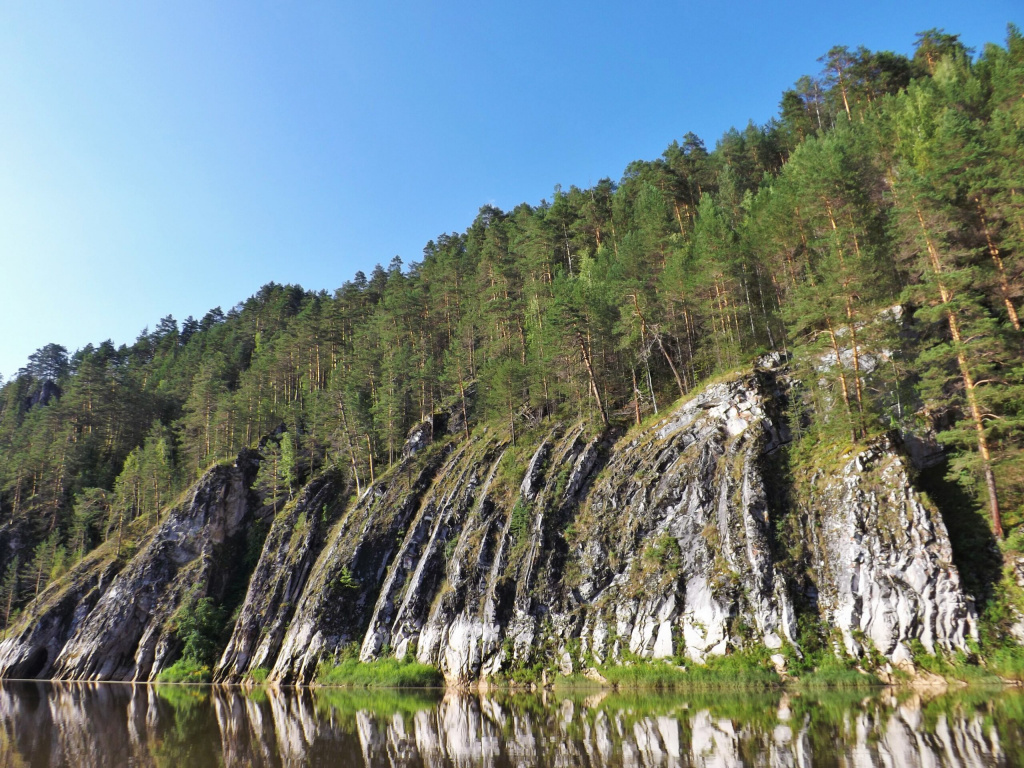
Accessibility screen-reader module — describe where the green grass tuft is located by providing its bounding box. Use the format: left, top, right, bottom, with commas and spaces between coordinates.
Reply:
597, 652, 781, 690
795, 656, 880, 688
155, 658, 213, 683
987, 645, 1024, 682
316, 657, 443, 688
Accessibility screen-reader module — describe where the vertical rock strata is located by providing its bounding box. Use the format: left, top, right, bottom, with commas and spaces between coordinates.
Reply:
0, 451, 262, 682
567, 377, 798, 668
215, 473, 344, 681
269, 442, 451, 682
809, 438, 977, 665
0, 366, 979, 682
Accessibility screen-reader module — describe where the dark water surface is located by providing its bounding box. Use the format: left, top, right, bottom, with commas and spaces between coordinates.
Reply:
0, 682, 1022, 767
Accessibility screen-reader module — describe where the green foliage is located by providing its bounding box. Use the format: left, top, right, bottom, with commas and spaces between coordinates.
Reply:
171, 593, 225, 668
288, 511, 308, 553
795, 655, 880, 689
907, 638, 999, 683
0, 556, 20, 630
443, 537, 458, 563
257, 438, 291, 510
316, 657, 443, 688
20, 532, 62, 602
280, 431, 299, 490
597, 651, 781, 690
641, 532, 682, 577
502, 663, 547, 686
336, 565, 360, 592
156, 658, 212, 684
508, 500, 531, 546
988, 645, 1024, 682
70, 488, 109, 560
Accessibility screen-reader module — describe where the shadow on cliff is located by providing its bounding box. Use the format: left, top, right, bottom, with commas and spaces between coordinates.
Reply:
760, 436, 818, 632
915, 464, 1003, 610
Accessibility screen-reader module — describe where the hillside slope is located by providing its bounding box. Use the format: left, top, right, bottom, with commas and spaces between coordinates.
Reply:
0, 361, 978, 683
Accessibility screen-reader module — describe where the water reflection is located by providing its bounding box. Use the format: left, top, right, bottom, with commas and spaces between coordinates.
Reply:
0, 682, 1020, 767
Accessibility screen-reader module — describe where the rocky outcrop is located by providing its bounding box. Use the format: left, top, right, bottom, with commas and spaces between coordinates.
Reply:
567, 375, 796, 667
0, 451, 262, 682
266, 364, 975, 683
0, 554, 121, 679
25, 379, 61, 409
359, 436, 508, 665
215, 473, 344, 681
269, 444, 450, 683
806, 438, 977, 665
53, 451, 262, 681
0, 362, 982, 683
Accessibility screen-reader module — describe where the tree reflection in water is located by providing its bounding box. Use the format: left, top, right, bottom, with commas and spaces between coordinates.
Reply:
0, 683, 1020, 767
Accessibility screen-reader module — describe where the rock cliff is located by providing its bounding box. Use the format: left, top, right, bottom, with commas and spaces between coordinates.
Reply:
0, 363, 979, 683
0, 451, 263, 681
803, 437, 976, 665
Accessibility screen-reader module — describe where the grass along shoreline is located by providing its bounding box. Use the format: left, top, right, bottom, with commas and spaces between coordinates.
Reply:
151, 626, 1024, 690
305, 648, 1024, 691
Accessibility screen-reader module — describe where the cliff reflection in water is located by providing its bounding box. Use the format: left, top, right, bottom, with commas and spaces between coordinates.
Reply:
0, 683, 1021, 767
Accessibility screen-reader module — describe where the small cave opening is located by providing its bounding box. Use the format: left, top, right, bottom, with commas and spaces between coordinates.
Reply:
18, 647, 48, 679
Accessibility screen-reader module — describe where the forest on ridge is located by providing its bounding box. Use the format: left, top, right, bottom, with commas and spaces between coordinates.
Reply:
0, 26, 1022, 632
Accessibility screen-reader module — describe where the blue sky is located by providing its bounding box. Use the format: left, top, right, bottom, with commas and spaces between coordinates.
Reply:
0, 1, 1018, 379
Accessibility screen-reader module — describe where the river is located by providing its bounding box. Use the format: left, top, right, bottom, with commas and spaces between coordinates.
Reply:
0, 682, 1022, 766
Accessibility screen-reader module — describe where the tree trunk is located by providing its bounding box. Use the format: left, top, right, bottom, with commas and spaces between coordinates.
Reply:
825, 316, 857, 443
976, 198, 1021, 331
631, 294, 686, 397
631, 369, 642, 425
365, 435, 376, 486
458, 375, 471, 442
338, 402, 362, 496
575, 329, 608, 425
672, 201, 686, 236
916, 204, 1003, 538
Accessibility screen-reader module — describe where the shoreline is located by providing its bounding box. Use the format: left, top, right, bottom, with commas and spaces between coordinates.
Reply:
1, 673, 1019, 692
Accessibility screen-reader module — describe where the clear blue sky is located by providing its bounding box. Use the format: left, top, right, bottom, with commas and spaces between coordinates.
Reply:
0, 1, 1018, 379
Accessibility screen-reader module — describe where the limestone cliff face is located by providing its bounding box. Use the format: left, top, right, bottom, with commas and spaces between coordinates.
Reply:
332, 368, 973, 682
0, 364, 979, 683
268, 443, 453, 683
0, 554, 120, 680
215, 473, 343, 682
803, 438, 977, 665
0, 451, 262, 682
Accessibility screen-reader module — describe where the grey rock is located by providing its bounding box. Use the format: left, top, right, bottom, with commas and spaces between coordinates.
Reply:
0, 557, 120, 679
0, 450, 261, 682
809, 436, 976, 664
216, 474, 342, 681
25, 379, 61, 409
270, 445, 448, 683
519, 440, 551, 501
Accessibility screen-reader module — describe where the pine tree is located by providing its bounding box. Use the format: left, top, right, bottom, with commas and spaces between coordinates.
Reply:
0, 556, 19, 627
22, 532, 59, 600
70, 488, 108, 561
891, 101, 1015, 536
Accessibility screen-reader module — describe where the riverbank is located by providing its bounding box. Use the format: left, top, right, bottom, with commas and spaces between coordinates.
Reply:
305, 648, 1024, 693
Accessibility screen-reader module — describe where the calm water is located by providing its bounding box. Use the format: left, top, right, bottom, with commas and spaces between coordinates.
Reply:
0, 682, 1022, 767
